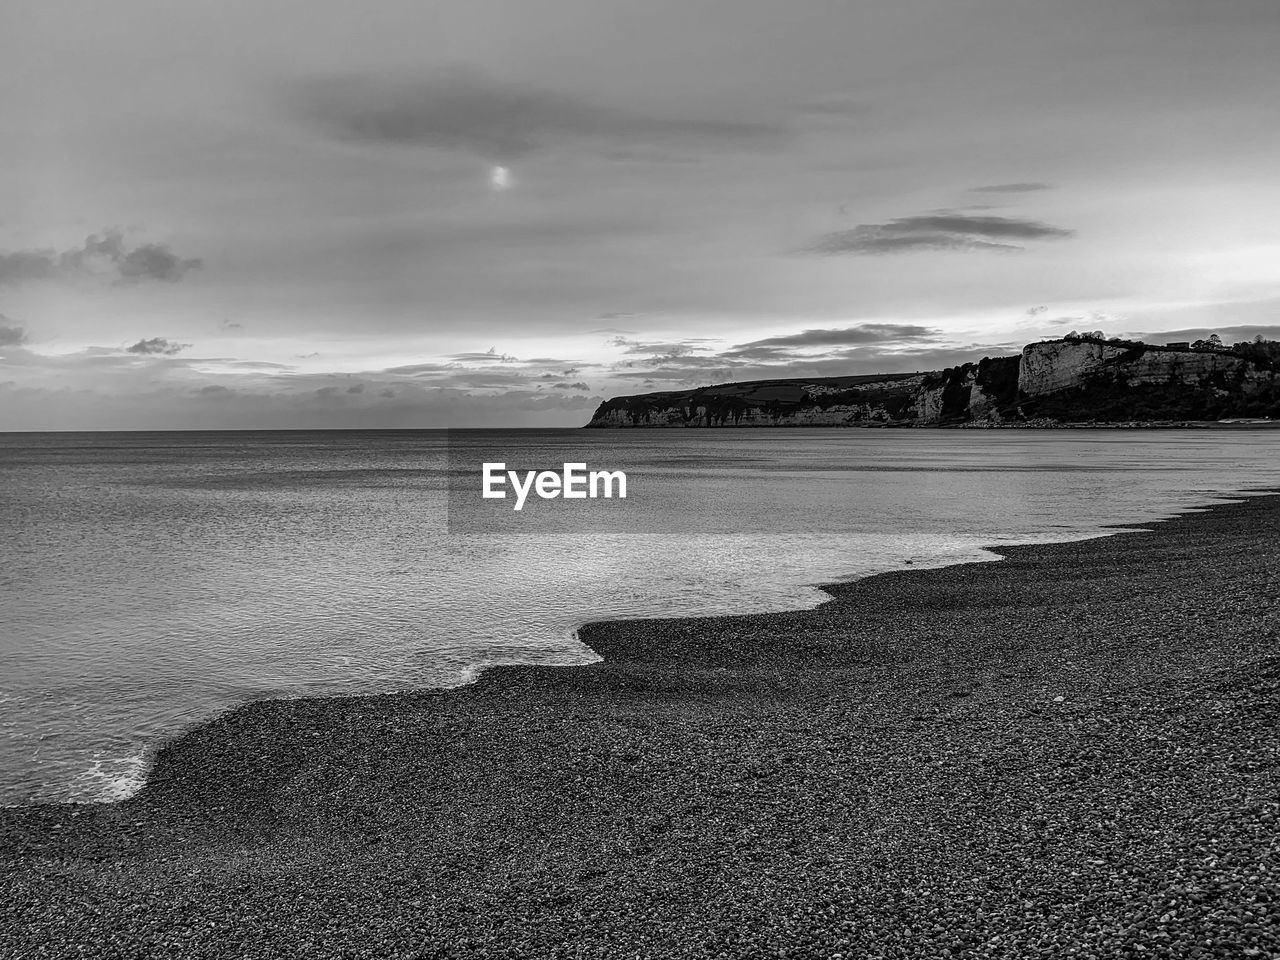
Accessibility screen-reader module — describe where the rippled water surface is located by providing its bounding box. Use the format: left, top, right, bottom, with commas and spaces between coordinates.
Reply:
2, 428, 1278, 804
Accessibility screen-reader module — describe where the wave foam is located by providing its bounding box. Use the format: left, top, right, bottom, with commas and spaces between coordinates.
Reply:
71, 747, 149, 803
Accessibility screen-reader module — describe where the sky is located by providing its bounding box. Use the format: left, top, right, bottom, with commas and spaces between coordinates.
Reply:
1, 0, 1279, 429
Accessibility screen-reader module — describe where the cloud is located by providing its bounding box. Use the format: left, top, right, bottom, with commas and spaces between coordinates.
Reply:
0, 315, 26, 346
126, 337, 189, 356
613, 342, 1016, 386
612, 338, 699, 357
378, 349, 603, 393
208, 359, 295, 371
0, 344, 602, 429
447, 348, 518, 363
603, 322, 1018, 389
115, 243, 201, 281
296, 69, 783, 161
0, 251, 58, 283
804, 214, 1074, 255
971, 182, 1054, 193
552, 381, 589, 390
730, 324, 939, 352
1135, 325, 1280, 344
0, 230, 202, 284
610, 341, 734, 372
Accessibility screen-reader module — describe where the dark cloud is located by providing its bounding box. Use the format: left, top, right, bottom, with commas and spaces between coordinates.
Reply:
971, 182, 1054, 193
214, 359, 294, 371
613, 339, 698, 356
552, 381, 589, 390
373, 361, 546, 390
718, 345, 793, 361
297, 69, 784, 161
383, 361, 458, 375
609, 337, 727, 363
116, 243, 201, 281
803, 214, 1074, 255
615, 343, 1016, 386
126, 337, 189, 356
0, 251, 57, 283
1135, 325, 1280, 344
606, 325, 1019, 389
0, 230, 201, 284
0, 315, 26, 346
448, 348, 517, 363
380, 351, 597, 395
730, 324, 939, 352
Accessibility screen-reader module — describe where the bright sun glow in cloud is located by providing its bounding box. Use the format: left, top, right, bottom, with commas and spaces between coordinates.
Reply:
489, 165, 511, 190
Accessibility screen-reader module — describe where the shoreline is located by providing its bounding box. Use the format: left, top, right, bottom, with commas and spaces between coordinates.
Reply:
14, 495, 1220, 810
584, 420, 1280, 429
3, 493, 1279, 956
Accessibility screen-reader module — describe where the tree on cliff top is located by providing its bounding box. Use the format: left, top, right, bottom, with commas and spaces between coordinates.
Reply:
1191, 333, 1224, 351
1232, 336, 1280, 366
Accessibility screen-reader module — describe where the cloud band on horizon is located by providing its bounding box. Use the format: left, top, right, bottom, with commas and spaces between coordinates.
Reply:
804, 214, 1075, 255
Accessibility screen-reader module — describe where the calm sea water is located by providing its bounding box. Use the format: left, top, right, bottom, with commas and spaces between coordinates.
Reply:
2, 428, 1278, 805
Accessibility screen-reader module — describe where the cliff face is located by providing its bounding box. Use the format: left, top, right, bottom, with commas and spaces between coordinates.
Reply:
1018, 340, 1270, 396
586, 338, 1280, 427
587, 374, 930, 428
1016, 339, 1280, 423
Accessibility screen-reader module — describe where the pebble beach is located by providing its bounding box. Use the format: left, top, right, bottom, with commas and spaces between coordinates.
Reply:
2, 494, 1278, 958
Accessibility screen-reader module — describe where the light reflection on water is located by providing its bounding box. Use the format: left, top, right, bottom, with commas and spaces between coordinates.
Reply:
1, 428, 1277, 804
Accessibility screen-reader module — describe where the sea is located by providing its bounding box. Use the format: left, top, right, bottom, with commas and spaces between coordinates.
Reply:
1, 427, 1278, 806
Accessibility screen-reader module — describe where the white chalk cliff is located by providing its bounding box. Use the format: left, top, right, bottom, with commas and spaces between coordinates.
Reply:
586, 337, 1280, 427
